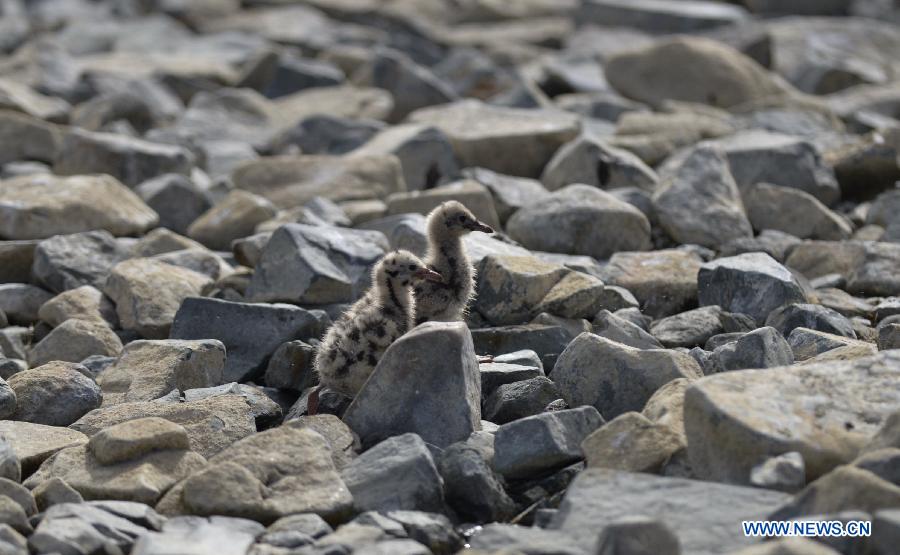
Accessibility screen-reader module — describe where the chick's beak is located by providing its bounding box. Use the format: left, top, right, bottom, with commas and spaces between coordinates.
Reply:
414, 268, 443, 282
467, 220, 494, 234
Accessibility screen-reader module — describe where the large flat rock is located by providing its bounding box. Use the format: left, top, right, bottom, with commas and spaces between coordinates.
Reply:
549, 469, 790, 555
685, 350, 900, 485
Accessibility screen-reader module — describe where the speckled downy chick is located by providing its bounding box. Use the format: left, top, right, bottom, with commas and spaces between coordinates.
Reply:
314, 250, 442, 398
414, 201, 494, 325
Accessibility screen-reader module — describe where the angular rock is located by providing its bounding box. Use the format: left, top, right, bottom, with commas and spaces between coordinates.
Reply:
135, 174, 212, 235
605, 36, 790, 109
32, 230, 132, 293
601, 249, 702, 318
463, 167, 550, 224
33, 478, 84, 511
246, 223, 387, 304
438, 443, 515, 524
685, 350, 900, 484
744, 183, 851, 240
541, 135, 658, 192
25, 419, 205, 505
554, 333, 702, 419
483, 376, 561, 425
650, 306, 724, 348
474, 256, 570, 326
767, 303, 857, 339
493, 406, 604, 480
98, 340, 226, 405
105, 258, 212, 339
170, 297, 329, 383
578, 0, 746, 33
270, 114, 383, 156
71, 395, 256, 459
699, 252, 808, 325
549, 469, 790, 554
0, 110, 63, 166
0, 284, 52, 325
357, 49, 456, 122
507, 184, 651, 259
172, 426, 352, 523
343, 322, 481, 449
351, 124, 458, 192
582, 412, 684, 474
750, 451, 806, 492
263, 340, 317, 392
408, 99, 580, 178
9, 362, 101, 426
55, 128, 194, 187
28, 318, 123, 367
592, 309, 663, 350
879, 323, 900, 351
38, 285, 118, 328
653, 145, 753, 249
29, 501, 163, 555
341, 434, 444, 514
232, 154, 404, 208
186, 190, 277, 251
716, 130, 841, 206
0, 422, 87, 476
386, 179, 500, 230
471, 324, 575, 371
788, 327, 872, 362
0, 173, 157, 240
713, 326, 795, 372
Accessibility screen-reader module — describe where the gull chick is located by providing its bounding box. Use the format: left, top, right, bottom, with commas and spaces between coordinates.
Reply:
414, 201, 494, 325
314, 250, 442, 399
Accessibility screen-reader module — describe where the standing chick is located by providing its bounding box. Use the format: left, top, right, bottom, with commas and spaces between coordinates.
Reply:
414, 201, 494, 325
314, 250, 442, 399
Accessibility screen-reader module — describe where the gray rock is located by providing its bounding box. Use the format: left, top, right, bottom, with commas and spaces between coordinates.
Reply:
357, 49, 457, 122
259, 54, 344, 98
582, 412, 685, 474
180, 383, 282, 430
685, 350, 900, 484
750, 451, 806, 493
711, 130, 841, 206
343, 322, 481, 449
0, 284, 52, 325
55, 128, 193, 187
132, 515, 261, 555
483, 376, 561, 425
788, 327, 873, 362
98, 339, 226, 405
37, 285, 118, 328
0, 379, 14, 421
71, 395, 255, 460
0, 440, 18, 483
246, 223, 387, 304
766, 303, 857, 339
28, 318, 123, 368
187, 190, 278, 251
471, 324, 576, 371
464, 167, 550, 224
507, 184, 651, 259
653, 145, 753, 249
468, 523, 583, 555
879, 323, 900, 351
350, 124, 459, 192
650, 306, 724, 349
135, 174, 212, 235
541, 135, 658, 193
270, 115, 384, 156
105, 258, 212, 339
473, 255, 570, 326
33, 477, 84, 511
554, 333, 702, 419
600, 249, 702, 318
480, 362, 545, 399
438, 443, 515, 524
549, 469, 790, 554
170, 297, 329, 383
0, 327, 29, 362
32, 230, 132, 293
341, 433, 444, 514
264, 340, 317, 392
0, 240, 37, 284
29, 501, 164, 555
744, 183, 851, 240
9, 362, 101, 426
595, 515, 681, 555
698, 252, 808, 325
408, 99, 580, 178
493, 406, 604, 480
578, 0, 746, 33
382, 511, 462, 555
593, 309, 663, 350
719, 229, 803, 263
713, 326, 795, 372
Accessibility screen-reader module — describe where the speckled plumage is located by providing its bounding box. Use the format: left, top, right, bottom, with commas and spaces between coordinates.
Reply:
414, 201, 494, 325
315, 250, 438, 397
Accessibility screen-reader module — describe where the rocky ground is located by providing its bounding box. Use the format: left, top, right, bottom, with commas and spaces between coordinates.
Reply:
1, 0, 900, 554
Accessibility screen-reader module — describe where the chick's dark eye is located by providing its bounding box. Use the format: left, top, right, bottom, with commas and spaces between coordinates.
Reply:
408, 264, 416, 270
